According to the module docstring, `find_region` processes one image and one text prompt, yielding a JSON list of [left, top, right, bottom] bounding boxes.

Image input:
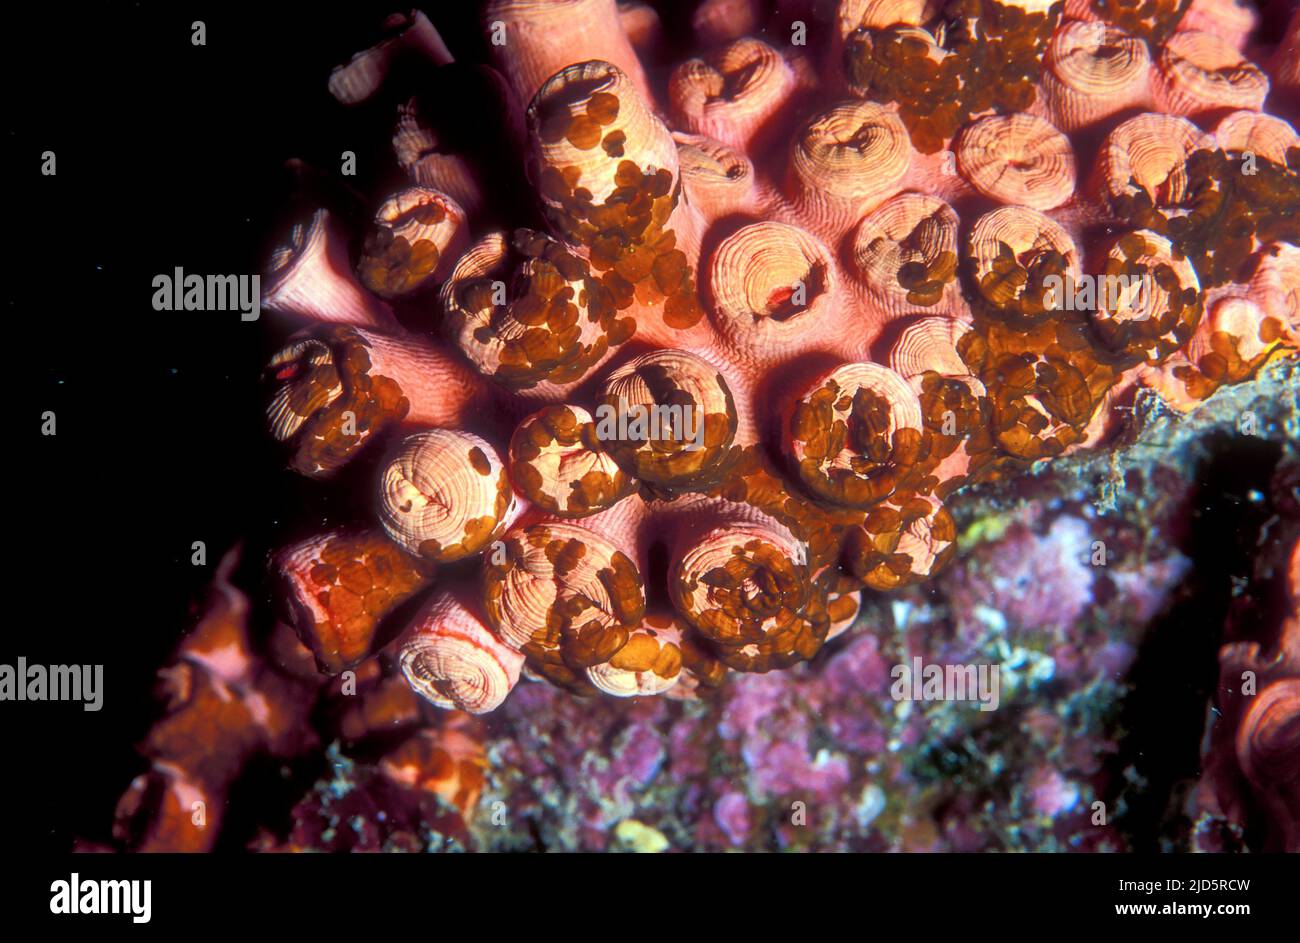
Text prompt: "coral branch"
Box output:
[[274, 529, 434, 673], [263, 325, 493, 477], [399, 588, 525, 714], [263, 209, 397, 330]]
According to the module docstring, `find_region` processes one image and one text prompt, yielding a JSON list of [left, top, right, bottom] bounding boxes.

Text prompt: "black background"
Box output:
[[8, 1, 495, 854]]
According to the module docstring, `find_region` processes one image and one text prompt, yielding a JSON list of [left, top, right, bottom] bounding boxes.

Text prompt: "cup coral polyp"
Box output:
[[260, 0, 1300, 718]]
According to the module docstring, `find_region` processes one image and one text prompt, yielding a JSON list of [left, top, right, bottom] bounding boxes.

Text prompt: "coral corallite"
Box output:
[[256, 0, 1299, 726]]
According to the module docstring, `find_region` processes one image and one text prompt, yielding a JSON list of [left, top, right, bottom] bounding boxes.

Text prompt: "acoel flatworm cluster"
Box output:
[[253, 0, 1298, 716]]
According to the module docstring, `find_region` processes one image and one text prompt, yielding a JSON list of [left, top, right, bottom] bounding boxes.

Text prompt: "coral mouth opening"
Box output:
[[718, 60, 762, 101], [761, 262, 826, 321], [535, 69, 618, 128]]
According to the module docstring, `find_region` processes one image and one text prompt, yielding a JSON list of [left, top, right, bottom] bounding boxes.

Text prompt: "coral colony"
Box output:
[[97, 0, 1299, 852]]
